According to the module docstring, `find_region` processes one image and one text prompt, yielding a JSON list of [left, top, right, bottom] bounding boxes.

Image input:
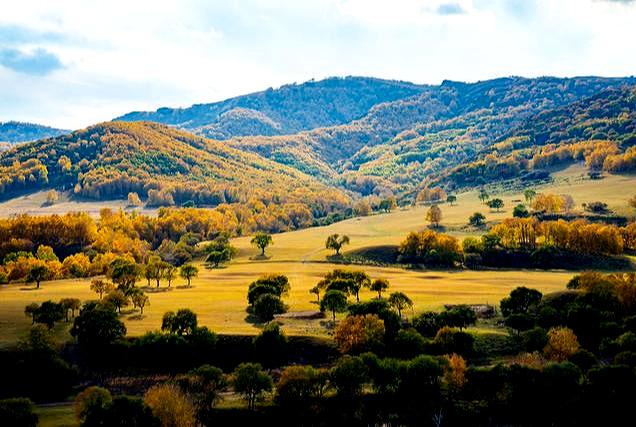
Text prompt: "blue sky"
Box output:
[[0, 0, 635, 129]]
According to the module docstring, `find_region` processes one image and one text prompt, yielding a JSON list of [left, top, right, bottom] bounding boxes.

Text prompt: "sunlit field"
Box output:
[[0, 164, 634, 347]]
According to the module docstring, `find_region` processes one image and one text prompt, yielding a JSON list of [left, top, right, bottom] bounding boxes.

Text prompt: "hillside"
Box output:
[[0, 121, 350, 226], [116, 76, 426, 139], [0, 121, 69, 144], [226, 76, 636, 191]]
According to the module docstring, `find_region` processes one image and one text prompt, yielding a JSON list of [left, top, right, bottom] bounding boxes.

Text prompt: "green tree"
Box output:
[[388, 292, 413, 318], [131, 292, 150, 314], [180, 264, 199, 287], [524, 189, 537, 203], [309, 286, 321, 303], [74, 386, 112, 424], [253, 294, 286, 321], [251, 232, 273, 256], [487, 198, 504, 212], [479, 189, 489, 204], [34, 300, 64, 329], [231, 363, 273, 410], [513, 204, 529, 218], [70, 302, 126, 347], [447, 195, 457, 206], [90, 279, 114, 299], [162, 308, 198, 335], [24, 302, 39, 325], [378, 197, 397, 212], [163, 265, 177, 287], [107, 258, 140, 293], [0, 398, 38, 427], [59, 298, 81, 322], [27, 263, 49, 289], [253, 323, 288, 367], [104, 290, 129, 314], [320, 290, 348, 323], [469, 212, 486, 227], [325, 234, 350, 256], [330, 355, 368, 397], [500, 287, 543, 317], [370, 278, 389, 299]]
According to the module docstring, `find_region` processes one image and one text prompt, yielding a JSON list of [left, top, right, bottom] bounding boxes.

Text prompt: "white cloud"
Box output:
[[0, 0, 634, 129]]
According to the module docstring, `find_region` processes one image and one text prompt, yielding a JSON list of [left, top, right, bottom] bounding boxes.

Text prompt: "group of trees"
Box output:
[[398, 230, 462, 267], [246, 275, 290, 321]]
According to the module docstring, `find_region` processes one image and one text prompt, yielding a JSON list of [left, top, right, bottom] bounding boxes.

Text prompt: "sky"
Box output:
[[0, 0, 635, 129]]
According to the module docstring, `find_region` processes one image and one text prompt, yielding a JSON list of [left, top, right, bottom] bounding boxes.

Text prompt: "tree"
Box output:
[[144, 384, 196, 427], [426, 205, 442, 228], [629, 194, 636, 209], [513, 204, 529, 218], [36, 245, 58, 262], [163, 265, 177, 287], [370, 278, 389, 299], [90, 279, 114, 299], [162, 308, 198, 335], [544, 327, 580, 361], [388, 292, 413, 318], [500, 287, 543, 317], [131, 292, 150, 314], [524, 189, 537, 203], [27, 263, 49, 289], [180, 264, 198, 287], [107, 258, 140, 293], [206, 249, 232, 268], [104, 290, 129, 314], [24, 303, 39, 325], [253, 323, 288, 367], [334, 314, 385, 354], [74, 386, 112, 424], [59, 298, 81, 322], [310, 286, 321, 303], [318, 269, 370, 302], [70, 302, 126, 347], [439, 305, 477, 331], [330, 355, 368, 397], [443, 354, 467, 391], [127, 192, 142, 207], [34, 300, 64, 329], [253, 294, 286, 321], [231, 363, 273, 410], [276, 365, 328, 406], [46, 190, 59, 205], [251, 232, 273, 256], [487, 198, 504, 212], [180, 365, 227, 411], [82, 396, 159, 427], [378, 197, 397, 213], [479, 189, 489, 204], [469, 212, 486, 227], [447, 195, 457, 206], [325, 234, 350, 256], [320, 290, 348, 323]]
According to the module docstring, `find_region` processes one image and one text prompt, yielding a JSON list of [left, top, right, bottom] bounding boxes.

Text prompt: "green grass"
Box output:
[[35, 403, 76, 427], [0, 164, 634, 347]]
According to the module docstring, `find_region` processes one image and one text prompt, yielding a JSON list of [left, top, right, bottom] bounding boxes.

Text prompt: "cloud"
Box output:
[[436, 3, 466, 15], [0, 48, 64, 76]]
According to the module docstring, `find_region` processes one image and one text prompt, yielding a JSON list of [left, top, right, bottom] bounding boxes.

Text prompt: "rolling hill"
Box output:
[[116, 76, 426, 139], [0, 121, 350, 223]]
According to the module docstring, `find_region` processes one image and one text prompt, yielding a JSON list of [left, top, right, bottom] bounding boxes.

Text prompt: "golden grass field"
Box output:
[[0, 164, 634, 347]]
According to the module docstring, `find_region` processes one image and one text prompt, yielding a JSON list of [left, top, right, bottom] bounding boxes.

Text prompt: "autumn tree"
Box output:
[[131, 292, 150, 314], [426, 205, 442, 228], [90, 279, 114, 299], [180, 264, 198, 287], [107, 258, 140, 293], [629, 194, 636, 209], [388, 292, 413, 318], [378, 197, 397, 212], [144, 384, 196, 427], [544, 327, 580, 361], [104, 290, 129, 314], [74, 386, 112, 424], [334, 314, 385, 354], [251, 232, 273, 256], [127, 192, 142, 207], [443, 353, 467, 392], [320, 290, 348, 323], [59, 298, 81, 322], [370, 278, 389, 299], [325, 234, 350, 256], [45, 190, 59, 206]]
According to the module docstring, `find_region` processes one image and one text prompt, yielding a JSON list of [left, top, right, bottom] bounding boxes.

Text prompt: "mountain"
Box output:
[[226, 76, 636, 193], [0, 121, 69, 144], [0, 121, 350, 221], [116, 76, 426, 139]]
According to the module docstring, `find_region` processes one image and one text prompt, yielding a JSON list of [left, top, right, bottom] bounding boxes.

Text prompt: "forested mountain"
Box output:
[[0, 122, 350, 227], [226, 76, 636, 193], [116, 76, 426, 139], [0, 121, 69, 144]]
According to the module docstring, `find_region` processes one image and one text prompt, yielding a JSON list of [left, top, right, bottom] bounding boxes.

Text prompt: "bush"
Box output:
[[393, 328, 427, 359], [433, 327, 474, 356], [253, 323, 288, 367], [0, 398, 38, 427]]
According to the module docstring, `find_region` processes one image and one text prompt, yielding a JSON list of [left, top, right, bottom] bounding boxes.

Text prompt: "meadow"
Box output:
[[0, 164, 634, 347]]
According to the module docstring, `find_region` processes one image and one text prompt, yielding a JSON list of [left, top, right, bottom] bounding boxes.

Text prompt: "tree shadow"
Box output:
[[175, 285, 195, 290], [143, 287, 172, 293], [127, 314, 146, 321], [19, 286, 41, 291], [244, 313, 266, 327], [249, 254, 271, 261], [319, 320, 337, 330]]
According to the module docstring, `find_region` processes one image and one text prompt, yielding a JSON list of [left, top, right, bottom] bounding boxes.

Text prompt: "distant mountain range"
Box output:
[[1, 75, 635, 212], [0, 121, 69, 144]]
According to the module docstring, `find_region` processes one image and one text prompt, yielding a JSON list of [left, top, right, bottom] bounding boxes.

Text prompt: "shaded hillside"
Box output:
[[227, 76, 635, 191], [0, 122, 350, 219], [116, 76, 426, 138], [0, 121, 69, 144]]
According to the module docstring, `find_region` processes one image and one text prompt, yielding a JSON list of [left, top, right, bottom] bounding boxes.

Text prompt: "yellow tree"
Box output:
[[426, 205, 442, 228], [544, 327, 579, 361]]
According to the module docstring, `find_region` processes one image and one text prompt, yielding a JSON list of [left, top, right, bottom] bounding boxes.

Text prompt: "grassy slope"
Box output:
[[0, 165, 634, 346]]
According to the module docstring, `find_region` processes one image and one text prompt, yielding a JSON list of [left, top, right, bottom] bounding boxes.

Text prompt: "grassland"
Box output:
[[0, 164, 634, 347]]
